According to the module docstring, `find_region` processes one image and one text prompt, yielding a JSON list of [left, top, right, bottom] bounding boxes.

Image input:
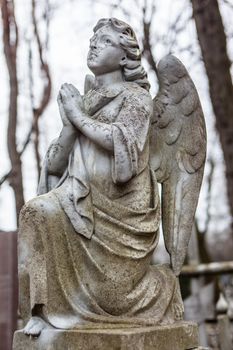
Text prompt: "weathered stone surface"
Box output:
[[217, 315, 232, 350], [13, 322, 199, 350]]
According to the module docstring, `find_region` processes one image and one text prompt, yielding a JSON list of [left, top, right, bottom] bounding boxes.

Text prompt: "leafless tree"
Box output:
[[1, 0, 24, 221], [191, 0, 233, 234], [30, 0, 52, 180], [0, 0, 52, 221]]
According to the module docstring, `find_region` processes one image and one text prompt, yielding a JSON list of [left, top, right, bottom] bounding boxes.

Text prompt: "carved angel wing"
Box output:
[[150, 55, 206, 276]]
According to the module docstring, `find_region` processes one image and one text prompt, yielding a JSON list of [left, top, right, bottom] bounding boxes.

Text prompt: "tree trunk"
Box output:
[[1, 0, 25, 221], [191, 0, 233, 229]]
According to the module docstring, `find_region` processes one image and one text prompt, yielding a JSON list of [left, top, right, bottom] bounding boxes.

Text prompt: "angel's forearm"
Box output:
[[70, 112, 113, 153], [47, 126, 77, 175]]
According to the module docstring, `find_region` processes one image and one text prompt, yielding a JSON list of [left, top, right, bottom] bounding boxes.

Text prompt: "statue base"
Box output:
[[13, 322, 200, 350]]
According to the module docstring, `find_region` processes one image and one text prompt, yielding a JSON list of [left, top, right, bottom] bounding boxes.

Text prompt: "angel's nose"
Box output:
[[90, 38, 97, 50], [90, 43, 97, 50]]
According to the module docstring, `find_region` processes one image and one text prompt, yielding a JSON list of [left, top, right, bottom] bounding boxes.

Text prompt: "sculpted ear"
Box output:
[[120, 56, 127, 67]]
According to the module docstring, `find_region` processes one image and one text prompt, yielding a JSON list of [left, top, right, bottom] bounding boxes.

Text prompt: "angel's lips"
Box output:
[[88, 52, 98, 60]]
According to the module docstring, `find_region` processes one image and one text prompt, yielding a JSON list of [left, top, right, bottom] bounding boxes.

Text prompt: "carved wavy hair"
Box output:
[[93, 18, 150, 91]]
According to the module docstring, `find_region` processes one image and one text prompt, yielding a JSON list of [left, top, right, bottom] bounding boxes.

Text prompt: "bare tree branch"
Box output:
[[167, 4, 191, 53], [1, 0, 25, 220], [222, 0, 233, 11], [204, 156, 215, 234], [0, 126, 34, 188], [31, 0, 52, 182], [0, 171, 12, 187], [142, 0, 158, 77], [0, 0, 52, 217]]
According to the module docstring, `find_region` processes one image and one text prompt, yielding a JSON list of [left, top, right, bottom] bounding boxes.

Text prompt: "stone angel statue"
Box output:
[[17, 18, 206, 338]]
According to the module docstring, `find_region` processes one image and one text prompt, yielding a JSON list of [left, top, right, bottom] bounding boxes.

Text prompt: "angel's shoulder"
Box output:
[[121, 82, 153, 109]]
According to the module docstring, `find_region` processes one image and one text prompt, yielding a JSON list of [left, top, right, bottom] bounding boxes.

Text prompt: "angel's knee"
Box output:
[[20, 194, 58, 225]]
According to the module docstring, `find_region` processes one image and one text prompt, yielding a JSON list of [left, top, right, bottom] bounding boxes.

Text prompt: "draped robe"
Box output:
[[18, 82, 183, 329]]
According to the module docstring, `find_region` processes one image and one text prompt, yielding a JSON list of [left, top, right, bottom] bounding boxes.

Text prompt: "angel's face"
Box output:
[[87, 26, 126, 76]]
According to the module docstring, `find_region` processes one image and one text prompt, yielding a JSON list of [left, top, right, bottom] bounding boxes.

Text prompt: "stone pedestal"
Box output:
[[13, 322, 199, 350]]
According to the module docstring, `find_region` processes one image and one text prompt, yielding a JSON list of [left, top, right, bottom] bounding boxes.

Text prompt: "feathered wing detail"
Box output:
[[150, 55, 206, 276]]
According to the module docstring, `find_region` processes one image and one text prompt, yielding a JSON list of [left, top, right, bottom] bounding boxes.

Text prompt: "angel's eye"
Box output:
[[106, 38, 112, 44]]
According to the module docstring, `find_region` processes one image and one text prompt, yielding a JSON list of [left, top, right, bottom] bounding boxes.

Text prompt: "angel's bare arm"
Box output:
[[46, 126, 77, 176], [69, 112, 113, 153]]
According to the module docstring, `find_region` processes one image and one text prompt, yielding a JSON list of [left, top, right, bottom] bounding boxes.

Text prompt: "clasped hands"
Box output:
[[57, 83, 84, 128]]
